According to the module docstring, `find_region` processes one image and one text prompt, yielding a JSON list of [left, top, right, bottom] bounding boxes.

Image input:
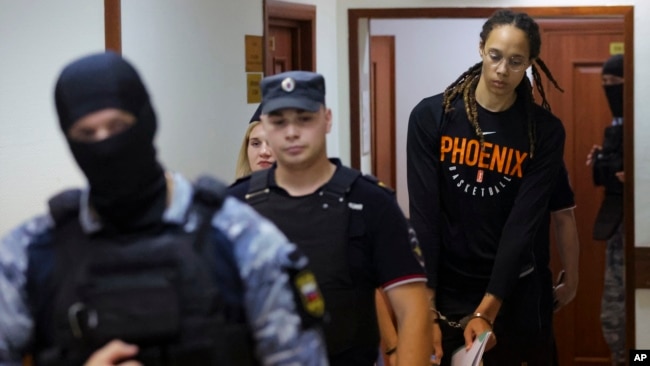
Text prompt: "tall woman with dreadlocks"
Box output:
[[407, 9, 565, 365]]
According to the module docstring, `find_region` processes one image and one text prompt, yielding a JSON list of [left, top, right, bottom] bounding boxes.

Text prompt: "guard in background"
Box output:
[[0, 52, 327, 366], [587, 54, 626, 366], [228, 71, 433, 366]]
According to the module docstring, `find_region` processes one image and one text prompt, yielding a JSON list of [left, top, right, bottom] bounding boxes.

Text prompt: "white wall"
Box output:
[[122, 0, 340, 182], [369, 18, 485, 212], [0, 1, 104, 234], [337, 0, 649, 348], [0, 0, 269, 236], [121, 0, 265, 184]]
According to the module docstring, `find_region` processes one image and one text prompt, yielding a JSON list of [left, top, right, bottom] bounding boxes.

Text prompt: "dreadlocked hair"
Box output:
[[532, 58, 564, 110], [443, 62, 482, 114], [527, 59, 564, 157], [441, 9, 564, 159], [442, 62, 484, 149]]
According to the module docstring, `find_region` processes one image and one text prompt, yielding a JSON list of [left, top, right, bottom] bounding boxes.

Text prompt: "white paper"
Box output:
[[451, 331, 492, 366]]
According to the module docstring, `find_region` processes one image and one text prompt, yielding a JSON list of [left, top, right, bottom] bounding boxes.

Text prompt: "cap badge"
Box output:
[[281, 77, 295, 92]]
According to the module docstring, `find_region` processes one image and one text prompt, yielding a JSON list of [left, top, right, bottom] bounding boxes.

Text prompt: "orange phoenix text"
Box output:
[[440, 136, 528, 178]]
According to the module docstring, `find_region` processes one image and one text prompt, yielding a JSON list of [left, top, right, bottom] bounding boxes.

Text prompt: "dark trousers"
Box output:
[[439, 272, 554, 366], [439, 322, 554, 366]]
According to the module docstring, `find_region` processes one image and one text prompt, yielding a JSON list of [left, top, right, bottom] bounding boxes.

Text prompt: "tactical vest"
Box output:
[[246, 166, 378, 356], [29, 176, 259, 366], [592, 124, 624, 240], [592, 124, 624, 195]]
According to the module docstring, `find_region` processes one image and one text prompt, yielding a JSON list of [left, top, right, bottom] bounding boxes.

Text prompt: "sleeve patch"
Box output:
[[293, 270, 325, 319]]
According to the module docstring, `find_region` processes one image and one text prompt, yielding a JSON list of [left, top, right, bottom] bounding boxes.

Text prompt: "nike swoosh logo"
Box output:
[[483, 131, 497, 135]]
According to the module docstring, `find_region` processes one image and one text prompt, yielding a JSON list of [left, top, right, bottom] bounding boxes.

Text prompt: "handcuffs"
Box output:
[[432, 309, 493, 330]]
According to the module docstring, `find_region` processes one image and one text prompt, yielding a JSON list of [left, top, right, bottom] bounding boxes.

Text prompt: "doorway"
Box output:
[[370, 35, 396, 190], [537, 18, 624, 365], [349, 7, 635, 365], [264, 0, 316, 75]]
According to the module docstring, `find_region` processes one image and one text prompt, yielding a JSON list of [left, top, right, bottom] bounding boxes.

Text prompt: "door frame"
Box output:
[[347, 5, 636, 350], [264, 0, 316, 74]]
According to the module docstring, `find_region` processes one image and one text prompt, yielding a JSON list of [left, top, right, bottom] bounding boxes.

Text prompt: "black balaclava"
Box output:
[[602, 54, 624, 118], [54, 51, 166, 232]]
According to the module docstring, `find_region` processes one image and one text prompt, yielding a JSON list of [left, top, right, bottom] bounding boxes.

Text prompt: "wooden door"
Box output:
[[538, 18, 624, 366], [265, 1, 315, 76], [268, 23, 295, 74], [370, 36, 396, 190]]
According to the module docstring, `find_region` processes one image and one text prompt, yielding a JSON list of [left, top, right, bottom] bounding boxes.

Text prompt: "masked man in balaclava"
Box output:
[[587, 53, 625, 366], [0, 51, 327, 366]]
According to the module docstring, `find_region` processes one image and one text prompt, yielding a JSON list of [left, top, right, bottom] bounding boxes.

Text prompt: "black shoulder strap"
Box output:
[[48, 189, 82, 226], [244, 166, 361, 203], [324, 166, 362, 197], [245, 169, 272, 204], [193, 176, 229, 253], [193, 175, 227, 209]]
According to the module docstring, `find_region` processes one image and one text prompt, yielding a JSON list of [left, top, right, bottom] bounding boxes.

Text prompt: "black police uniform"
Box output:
[[228, 159, 426, 365], [229, 70, 426, 365]]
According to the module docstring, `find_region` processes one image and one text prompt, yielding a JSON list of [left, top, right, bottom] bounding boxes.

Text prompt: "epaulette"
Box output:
[[361, 174, 395, 194], [325, 166, 361, 196], [245, 169, 272, 204], [193, 175, 227, 208], [47, 188, 82, 226]]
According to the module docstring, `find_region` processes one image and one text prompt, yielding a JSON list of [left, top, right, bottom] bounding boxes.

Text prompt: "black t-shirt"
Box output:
[[407, 92, 565, 314], [229, 160, 425, 364]]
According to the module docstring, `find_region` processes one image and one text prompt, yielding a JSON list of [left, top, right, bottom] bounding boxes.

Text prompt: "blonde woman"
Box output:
[[235, 105, 275, 179]]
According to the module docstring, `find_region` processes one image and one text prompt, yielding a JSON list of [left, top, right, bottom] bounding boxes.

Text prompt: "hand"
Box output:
[[553, 283, 577, 312], [463, 317, 496, 352], [553, 270, 577, 312], [615, 171, 625, 183], [84, 340, 141, 366], [430, 323, 443, 365], [586, 144, 602, 166]]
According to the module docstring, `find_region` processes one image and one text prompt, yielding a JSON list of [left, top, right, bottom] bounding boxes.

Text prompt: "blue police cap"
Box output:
[[249, 103, 263, 123], [260, 71, 325, 114]]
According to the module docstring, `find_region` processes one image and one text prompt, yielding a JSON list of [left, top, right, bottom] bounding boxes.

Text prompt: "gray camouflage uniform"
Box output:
[[601, 223, 626, 365], [0, 172, 328, 366]]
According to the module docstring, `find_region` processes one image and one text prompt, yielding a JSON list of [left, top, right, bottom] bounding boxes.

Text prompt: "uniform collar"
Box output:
[[266, 158, 343, 188]]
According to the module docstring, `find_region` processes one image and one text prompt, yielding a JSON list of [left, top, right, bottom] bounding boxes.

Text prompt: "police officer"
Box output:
[[586, 54, 626, 366], [228, 71, 432, 366], [0, 52, 327, 366]]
